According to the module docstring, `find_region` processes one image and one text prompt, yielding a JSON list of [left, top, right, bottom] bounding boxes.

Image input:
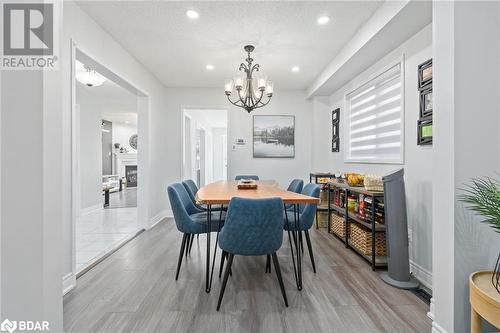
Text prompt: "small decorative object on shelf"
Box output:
[[460, 174, 500, 294], [417, 58, 433, 145], [332, 108, 340, 152]]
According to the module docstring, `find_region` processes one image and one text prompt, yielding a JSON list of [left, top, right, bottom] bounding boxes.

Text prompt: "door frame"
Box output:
[[181, 108, 228, 183], [69, 39, 151, 290]]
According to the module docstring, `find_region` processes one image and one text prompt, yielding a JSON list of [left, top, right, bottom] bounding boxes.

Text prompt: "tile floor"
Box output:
[[76, 207, 143, 273]]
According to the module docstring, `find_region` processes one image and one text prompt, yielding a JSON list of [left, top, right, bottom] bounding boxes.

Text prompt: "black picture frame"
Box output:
[[419, 87, 433, 118], [332, 108, 340, 152], [418, 58, 432, 91], [417, 116, 433, 145]]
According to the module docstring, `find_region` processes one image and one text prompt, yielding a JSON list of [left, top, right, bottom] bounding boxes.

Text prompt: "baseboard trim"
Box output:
[[431, 320, 448, 333], [62, 272, 76, 296], [79, 204, 102, 216], [148, 209, 172, 229], [427, 297, 435, 320], [410, 260, 432, 290]]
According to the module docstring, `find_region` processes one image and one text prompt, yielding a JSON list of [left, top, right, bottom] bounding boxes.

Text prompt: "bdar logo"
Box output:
[[3, 3, 53, 56], [0, 319, 17, 333]]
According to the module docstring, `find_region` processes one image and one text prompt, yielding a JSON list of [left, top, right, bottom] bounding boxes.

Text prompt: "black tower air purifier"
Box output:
[[380, 169, 419, 289]]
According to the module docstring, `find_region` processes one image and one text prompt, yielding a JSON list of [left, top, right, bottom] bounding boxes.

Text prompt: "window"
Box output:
[[345, 61, 404, 164]]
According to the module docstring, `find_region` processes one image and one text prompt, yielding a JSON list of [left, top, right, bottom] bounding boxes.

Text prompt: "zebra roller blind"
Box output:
[[345, 62, 404, 164]]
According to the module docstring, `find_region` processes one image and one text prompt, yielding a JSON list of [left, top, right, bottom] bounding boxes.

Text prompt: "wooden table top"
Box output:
[[196, 180, 320, 205]]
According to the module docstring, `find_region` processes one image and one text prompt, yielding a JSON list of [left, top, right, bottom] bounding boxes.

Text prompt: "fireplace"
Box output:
[[125, 165, 138, 187]]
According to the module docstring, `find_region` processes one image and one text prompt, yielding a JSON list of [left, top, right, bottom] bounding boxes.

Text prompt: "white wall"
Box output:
[[452, 2, 500, 331], [77, 88, 103, 210], [61, 2, 174, 282], [169, 88, 314, 188], [212, 127, 226, 182], [312, 24, 433, 287], [111, 122, 137, 152], [1, 8, 64, 329]]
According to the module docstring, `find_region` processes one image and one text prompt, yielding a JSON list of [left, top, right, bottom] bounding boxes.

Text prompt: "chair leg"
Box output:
[[219, 251, 226, 278], [188, 233, 195, 254], [175, 233, 188, 280], [217, 253, 234, 311], [271, 253, 288, 307], [265, 254, 271, 273], [304, 230, 317, 273], [286, 229, 298, 285], [185, 234, 191, 257], [315, 211, 319, 229]]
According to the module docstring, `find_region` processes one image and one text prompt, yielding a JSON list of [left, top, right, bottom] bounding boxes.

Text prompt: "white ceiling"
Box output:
[[75, 1, 384, 90]]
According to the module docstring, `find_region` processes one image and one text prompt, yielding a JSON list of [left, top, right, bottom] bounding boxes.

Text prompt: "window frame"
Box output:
[[343, 56, 405, 165]]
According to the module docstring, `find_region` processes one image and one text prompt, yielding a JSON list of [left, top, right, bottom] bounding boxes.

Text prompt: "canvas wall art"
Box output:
[[253, 115, 295, 158]]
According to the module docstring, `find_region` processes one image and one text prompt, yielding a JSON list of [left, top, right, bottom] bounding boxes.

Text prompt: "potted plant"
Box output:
[[459, 175, 500, 293]]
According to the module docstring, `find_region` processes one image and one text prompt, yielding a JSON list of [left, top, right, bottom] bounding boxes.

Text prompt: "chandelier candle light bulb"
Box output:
[[224, 45, 273, 113]]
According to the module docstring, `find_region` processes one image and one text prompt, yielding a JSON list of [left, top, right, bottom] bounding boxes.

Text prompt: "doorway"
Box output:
[[182, 109, 228, 186], [71, 44, 150, 278]]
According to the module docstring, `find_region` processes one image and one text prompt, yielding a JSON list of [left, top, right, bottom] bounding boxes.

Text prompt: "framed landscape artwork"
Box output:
[[253, 115, 295, 158]]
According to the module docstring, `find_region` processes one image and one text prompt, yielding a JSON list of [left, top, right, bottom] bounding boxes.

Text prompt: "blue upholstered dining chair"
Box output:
[[234, 175, 259, 181], [287, 179, 304, 193], [182, 179, 225, 213], [285, 179, 304, 211], [167, 183, 224, 280], [216, 197, 288, 311], [284, 183, 321, 273]]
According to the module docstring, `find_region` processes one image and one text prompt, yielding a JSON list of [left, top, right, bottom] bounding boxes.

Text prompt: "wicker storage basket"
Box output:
[[316, 211, 328, 228], [330, 212, 346, 237], [349, 223, 387, 257], [364, 174, 384, 192]]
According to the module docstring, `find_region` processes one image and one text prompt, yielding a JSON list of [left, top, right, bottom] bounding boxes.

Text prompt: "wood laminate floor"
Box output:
[[64, 219, 431, 333]]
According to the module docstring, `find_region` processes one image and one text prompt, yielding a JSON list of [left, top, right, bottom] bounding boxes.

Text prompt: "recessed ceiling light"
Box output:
[[125, 121, 130, 124], [317, 15, 330, 25], [186, 10, 199, 20], [206, 64, 214, 71], [291, 66, 300, 73]]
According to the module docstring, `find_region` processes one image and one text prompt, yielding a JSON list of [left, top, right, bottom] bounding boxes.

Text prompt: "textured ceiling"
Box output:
[[76, 1, 383, 90]]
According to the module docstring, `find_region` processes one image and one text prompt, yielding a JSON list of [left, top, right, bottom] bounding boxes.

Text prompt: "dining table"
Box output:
[[196, 180, 320, 293]]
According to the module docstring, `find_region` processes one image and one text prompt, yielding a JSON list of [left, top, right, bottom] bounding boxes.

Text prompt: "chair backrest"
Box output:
[[219, 197, 284, 256], [235, 175, 259, 181], [299, 183, 321, 229], [167, 183, 202, 233], [182, 179, 199, 203], [287, 179, 304, 194]]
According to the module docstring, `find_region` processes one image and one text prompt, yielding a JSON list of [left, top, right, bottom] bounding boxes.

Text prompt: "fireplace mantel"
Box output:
[[113, 153, 137, 179]]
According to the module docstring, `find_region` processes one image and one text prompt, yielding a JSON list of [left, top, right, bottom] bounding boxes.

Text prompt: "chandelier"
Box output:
[[224, 45, 273, 113]]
